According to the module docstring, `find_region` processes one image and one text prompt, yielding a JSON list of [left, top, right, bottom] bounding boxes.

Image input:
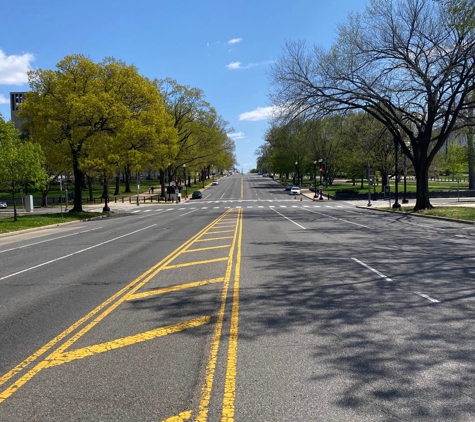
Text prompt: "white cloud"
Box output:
[[226, 61, 242, 70], [229, 132, 245, 140], [239, 106, 275, 121], [0, 94, 9, 104], [239, 105, 287, 121], [225, 60, 273, 70], [228, 38, 243, 44], [0, 50, 34, 85]]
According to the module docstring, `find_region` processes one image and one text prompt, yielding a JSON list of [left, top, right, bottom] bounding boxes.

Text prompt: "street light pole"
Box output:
[[202, 166, 205, 188], [136, 172, 140, 206], [313, 160, 317, 198], [318, 158, 323, 200], [402, 149, 408, 204], [183, 164, 187, 199], [295, 161, 299, 187], [168, 163, 171, 201], [392, 138, 401, 209]]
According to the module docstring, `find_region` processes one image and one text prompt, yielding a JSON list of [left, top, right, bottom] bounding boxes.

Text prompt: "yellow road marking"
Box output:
[[164, 257, 228, 269], [128, 278, 225, 300], [0, 209, 234, 403], [183, 245, 231, 253], [194, 236, 233, 242], [196, 209, 242, 422], [205, 230, 235, 235], [162, 410, 193, 421], [44, 317, 211, 368], [221, 209, 243, 422]]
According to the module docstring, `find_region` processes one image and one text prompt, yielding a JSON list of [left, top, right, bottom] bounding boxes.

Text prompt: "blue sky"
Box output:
[[0, 0, 369, 172]]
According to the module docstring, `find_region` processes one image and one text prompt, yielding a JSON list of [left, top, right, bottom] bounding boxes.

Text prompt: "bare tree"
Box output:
[[269, 0, 475, 210]]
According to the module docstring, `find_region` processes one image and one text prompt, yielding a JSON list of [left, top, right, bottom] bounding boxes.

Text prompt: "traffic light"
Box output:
[[319, 168, 323, 173]]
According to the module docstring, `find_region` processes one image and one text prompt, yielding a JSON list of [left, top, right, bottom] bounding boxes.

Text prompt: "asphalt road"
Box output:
[[1, 173, 475, 421]]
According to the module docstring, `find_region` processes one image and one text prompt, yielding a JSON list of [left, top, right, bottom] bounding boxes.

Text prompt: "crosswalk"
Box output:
[[85, 201, 355, 214]]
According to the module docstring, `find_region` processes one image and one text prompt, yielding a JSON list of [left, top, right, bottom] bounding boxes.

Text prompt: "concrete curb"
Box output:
[[355, 205, 475, 225]]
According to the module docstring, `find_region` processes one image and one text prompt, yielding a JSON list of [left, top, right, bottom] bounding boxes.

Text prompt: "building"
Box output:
[[10, 92, 26, 130]]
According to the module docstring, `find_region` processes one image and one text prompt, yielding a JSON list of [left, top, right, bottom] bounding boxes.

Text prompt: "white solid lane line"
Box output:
[[271, 208, 306, 229], [0, 224, 157, 281], [0, 227, 102, 254], [352, 257, 392, 282]]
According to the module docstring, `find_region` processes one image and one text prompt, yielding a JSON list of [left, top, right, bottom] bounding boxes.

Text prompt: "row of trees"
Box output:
[[8, 54, 236, 212], [267, 0, 475, 210], [256, 111, 470, 188]]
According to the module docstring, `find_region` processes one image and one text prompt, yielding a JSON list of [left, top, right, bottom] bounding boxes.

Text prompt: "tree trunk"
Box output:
[[160, 169, 165, 197], [114, 175, 120, 196], [11, 189, 18, 222], [380, 173, 388, 192], [413, 162, 433, 211], [124, 166, 131, 193], [87, 175, 94, 202], [70, 162, 84, 212], [468, 126, 475, 190]]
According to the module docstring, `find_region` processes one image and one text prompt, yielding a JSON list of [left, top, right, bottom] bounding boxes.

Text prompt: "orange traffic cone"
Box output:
[[300, 195, 302, 201], [294, 194, 296, 200]]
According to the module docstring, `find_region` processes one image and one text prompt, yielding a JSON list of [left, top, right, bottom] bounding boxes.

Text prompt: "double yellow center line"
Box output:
[[0, 208, 243, 422]]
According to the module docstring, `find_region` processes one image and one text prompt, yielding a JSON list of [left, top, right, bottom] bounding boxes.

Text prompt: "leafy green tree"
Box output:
[[19, 55, 177, 212], [157, 78, 235, 192], [0, 116, 48, 221], [441, 142, 468, 180]]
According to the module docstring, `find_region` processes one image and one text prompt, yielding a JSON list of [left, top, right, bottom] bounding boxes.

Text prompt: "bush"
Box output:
[[335, 188, 360, 194]]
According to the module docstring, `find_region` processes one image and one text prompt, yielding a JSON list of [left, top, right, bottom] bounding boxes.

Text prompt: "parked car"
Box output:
[[191, 191, 202, 199], [285, 183, 293, 191], [0, 201, 7, 209], [290, 186, 301, 195], [212, 180, 219, 185]]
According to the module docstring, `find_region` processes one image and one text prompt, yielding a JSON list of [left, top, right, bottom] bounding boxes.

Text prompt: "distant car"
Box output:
[[191, 191, 202, 199], [285, 183, 293, 191], [212, 180, 219, 185], [0, 201, 7, 209], [290, 186, 301, 195]]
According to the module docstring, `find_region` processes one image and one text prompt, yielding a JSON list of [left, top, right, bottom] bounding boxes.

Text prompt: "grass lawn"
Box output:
[[383, 206, 475, 222], [0, 211, 103, 234]]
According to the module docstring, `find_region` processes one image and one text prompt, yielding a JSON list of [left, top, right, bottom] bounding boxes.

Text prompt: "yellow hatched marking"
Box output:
[[128, 278, 225, 300], [0, 209, 234, 403], [164, 257, 228, 269], [196, 209, 241, 422], [195, 236, 233, 242], [184, 245, 231, 253], [44, 317, 211, 368], [213, 224, 236, 228], [161, 410, 193, 421], [221, 210, 243, 422], [205, 230, 235, 235]]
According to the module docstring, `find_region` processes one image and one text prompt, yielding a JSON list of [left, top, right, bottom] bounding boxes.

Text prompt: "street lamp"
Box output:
[[136, 172, 140, 206], [313, 160, 317, 198], [183, 164, 187, 199], [295, 161, 299, 187], [202, 166, 205, 188], [167, 163, 171, 201], [402, 142, 409, 204], [318, 158, 324, 200], [103, 174, 110, 212], [392, 138, 401, 209]]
